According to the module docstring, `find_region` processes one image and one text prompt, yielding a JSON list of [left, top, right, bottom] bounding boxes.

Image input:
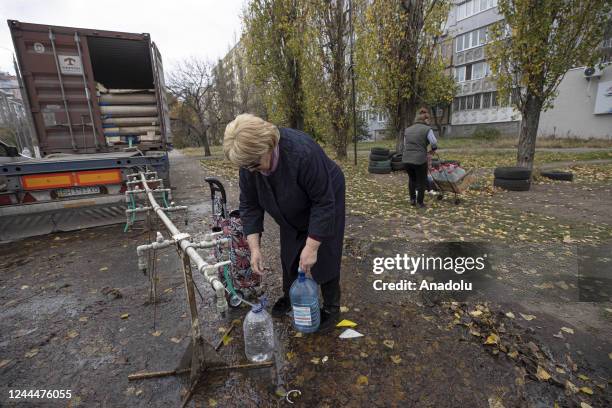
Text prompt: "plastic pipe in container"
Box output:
[[103, 126, 160, 136], [102, 116, 159, 127], [99, 94, 157, 105], [100, 105, 158, 117]]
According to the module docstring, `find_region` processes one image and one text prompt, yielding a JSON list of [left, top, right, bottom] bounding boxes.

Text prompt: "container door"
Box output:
[[150, 42, 171, 147]]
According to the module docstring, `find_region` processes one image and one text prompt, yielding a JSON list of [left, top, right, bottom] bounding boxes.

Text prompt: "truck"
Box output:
[[0, 20, 173, 242]]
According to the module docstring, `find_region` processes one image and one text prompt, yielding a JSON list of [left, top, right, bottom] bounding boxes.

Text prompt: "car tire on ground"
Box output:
[[391, 161, 405, 171], [368, 166, 391, 174], [494, 166, 532, 180], [369, 153, 390, 161], [371, 147, 390, 156], [493, 178, 531, 191], [369, 159, 391, 168], [540, 170, 573, 181], [391, 153, 403, 162]]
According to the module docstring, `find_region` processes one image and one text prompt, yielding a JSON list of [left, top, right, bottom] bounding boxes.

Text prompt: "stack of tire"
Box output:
[[368, 147, 392, 174], [391, 152, 405, 172], [493, 166, 532, 191]]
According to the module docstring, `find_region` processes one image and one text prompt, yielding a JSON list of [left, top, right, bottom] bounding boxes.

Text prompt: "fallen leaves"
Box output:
[[340, 306, 349, 313], [383, 340, 395, 349], [120, 313, 129, 319], [505, 312, 515, 319], [579, 386, 593, 395], [151, 330, 162, 337], [67, 330, 79, 339], [0, 359, 11, 368], [25, 348, 39, 358], [560, 327, 574, 334], [356, 375, 369, 386], [99, 267, 108, 272], [170, 337, 182, 344], [519, 313, 536, 321], [484, 333, 499, 345], [390, 355, 402, 364], [536, 366, 551, 381]]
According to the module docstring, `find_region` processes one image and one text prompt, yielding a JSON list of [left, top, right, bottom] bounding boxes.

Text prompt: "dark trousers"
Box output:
[[405, 162, 428, 204], [283, 266, 341, 313]]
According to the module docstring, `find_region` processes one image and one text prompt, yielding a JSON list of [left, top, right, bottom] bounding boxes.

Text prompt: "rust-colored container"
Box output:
[[8, 20, 171, 155]]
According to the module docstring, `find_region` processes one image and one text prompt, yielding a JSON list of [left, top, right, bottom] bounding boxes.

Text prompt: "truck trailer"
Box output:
[[0, 20, 173, 242]]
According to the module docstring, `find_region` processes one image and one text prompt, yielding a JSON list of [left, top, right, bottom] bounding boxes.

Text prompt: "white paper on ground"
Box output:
[[339, 328, 364, 339]]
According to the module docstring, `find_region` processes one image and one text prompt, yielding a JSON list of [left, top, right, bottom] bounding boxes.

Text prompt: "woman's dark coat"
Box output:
[[238, 128, 345, 293]]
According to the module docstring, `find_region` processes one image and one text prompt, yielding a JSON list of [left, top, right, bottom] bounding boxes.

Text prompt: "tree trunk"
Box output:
[[517, 95, 542, 169], [396, 98, 417, 153], [201, 130, 211, 156]]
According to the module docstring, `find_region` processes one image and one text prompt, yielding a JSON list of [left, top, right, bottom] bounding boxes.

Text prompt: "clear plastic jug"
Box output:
[[243, 300, 275, 362], [289, 268, 320, 333]]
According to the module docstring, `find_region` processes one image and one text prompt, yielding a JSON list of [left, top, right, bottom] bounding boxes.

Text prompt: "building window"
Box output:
[[491, 91, 498, 107], [460, 96, 467, 110], [472, 62, 485, 79], [466, 95, 474, 109], [455, 66, 466, 82], [465, 64, 473, 81], [377, 112, 387, 122], [453, 98, 460, 112], [457, 0, 496, 21], [369, 111, 376, 121], [473, 93, 482, 109]]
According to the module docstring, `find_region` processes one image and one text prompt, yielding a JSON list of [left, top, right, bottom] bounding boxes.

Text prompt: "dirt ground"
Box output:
[[1, 150, 610, 408]]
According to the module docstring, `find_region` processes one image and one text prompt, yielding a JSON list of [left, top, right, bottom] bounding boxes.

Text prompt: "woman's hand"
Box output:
[[299, 238, 321, 273], [250, 248, 264, 275]]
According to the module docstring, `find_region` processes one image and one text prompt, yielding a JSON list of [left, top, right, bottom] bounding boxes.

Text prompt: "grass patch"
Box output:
[[199, 154, 612, 245]]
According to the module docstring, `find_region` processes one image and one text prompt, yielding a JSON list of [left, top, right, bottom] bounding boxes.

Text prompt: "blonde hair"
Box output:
[[223, 114, 280, 166], [414, 107, 430, 123]]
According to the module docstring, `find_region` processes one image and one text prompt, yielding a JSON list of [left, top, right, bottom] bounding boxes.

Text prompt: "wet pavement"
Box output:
[[0, 150, 610, 407]]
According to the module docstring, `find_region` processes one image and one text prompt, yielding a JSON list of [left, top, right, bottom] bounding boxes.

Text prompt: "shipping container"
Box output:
[[1, 20, 173, 242], [8, 19, 172, 156]]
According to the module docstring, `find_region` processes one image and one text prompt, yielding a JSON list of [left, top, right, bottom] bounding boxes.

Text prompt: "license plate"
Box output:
[[56, 186, 101, 198]]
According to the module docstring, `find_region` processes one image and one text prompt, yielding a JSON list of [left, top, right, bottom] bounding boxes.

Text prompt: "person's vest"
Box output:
[[402, 122, 431, 165]]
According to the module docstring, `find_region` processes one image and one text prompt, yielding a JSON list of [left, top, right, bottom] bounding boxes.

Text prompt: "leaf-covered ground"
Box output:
[[200, 151, 612, 245]]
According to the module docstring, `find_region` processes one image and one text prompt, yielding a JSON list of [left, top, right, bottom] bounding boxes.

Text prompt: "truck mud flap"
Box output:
[[0, 201, 141, 243]]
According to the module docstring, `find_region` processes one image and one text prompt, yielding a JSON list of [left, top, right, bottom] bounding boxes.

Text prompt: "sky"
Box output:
[[0, 0, 246, 75]]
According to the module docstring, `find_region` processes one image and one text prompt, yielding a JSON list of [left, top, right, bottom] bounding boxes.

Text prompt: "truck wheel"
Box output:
[[369, 153, 390, 161]]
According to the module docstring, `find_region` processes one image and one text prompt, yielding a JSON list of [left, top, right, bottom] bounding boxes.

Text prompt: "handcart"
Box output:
[[204, 177, 262, 307], [428, 153, 475, 205]]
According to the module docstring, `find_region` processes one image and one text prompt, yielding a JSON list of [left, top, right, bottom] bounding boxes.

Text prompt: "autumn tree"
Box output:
[[242, 0, 306, 129], [487, 0, 611, 169], [302, 0, 351, 158], [167, 58, 216, 155], [356, 0, 455, 152]]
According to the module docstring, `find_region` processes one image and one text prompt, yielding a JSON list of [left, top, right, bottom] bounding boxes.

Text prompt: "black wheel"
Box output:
[[494, 166, 532, 180], [369, 159, 391, 168], [371, 147, 390, 156], [368, 166, 391, 174], [540, 170, 573, 181], [369, 152, 390, 161], [391, 153, 403, 162], [493, 178, 531, 191], [228, 290, 244, 308], [391, 162, 406, 171]]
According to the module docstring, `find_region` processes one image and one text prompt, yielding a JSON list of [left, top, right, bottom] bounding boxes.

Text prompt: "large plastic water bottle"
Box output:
[[243, 300, 275, 362], [289, 268, 320, 333]]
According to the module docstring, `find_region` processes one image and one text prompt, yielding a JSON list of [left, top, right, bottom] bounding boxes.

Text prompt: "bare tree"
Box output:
[[167, 58, 216, 156]]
